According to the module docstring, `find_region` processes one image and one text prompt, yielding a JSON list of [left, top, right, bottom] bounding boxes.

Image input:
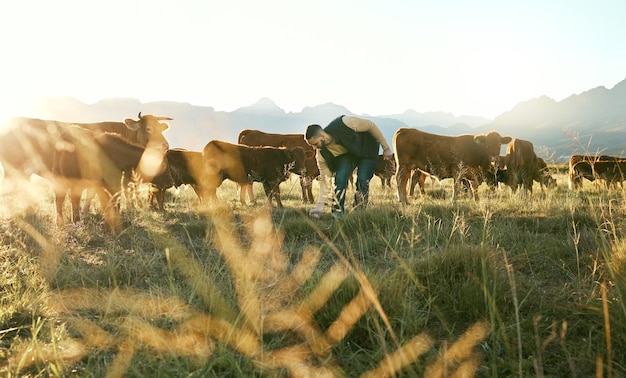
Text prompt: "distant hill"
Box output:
[[478, 78, 626, 160], [5, 77, 626, 162], [13, 97, 478, 153]]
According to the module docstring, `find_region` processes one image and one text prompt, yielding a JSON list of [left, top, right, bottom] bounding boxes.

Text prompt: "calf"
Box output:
[[237, 129, 318, 203], [374, 154, 396, 188], [502, 138, 556, 193], [201, 140, 306, 208], [149, 148, 204, 210]]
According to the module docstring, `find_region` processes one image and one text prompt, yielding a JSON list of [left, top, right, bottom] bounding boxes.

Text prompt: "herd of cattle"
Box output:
[[0, 114, 624, 232]]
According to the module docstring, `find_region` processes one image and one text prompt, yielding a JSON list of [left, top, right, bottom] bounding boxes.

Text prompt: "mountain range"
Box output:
[[11, 77, 626, 162]]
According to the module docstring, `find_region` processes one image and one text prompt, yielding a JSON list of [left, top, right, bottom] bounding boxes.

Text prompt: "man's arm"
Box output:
[[309, 150, 332, 217], [343, 116, 393, 159]]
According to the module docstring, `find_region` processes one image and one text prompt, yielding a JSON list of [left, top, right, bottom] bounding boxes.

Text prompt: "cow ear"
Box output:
[[474, 135, 486, 144], [124, 118, 140, 131], [305, 150, 315, 159], [501, 136, 512, 144]]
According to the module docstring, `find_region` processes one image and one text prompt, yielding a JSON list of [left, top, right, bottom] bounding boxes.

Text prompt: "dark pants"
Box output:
[[332, 154, 378, 215]]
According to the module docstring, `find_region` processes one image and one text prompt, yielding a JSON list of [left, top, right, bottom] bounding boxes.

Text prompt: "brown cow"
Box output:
[[374, 154, 396, 188], [0, 114, 172, 219], [535, 157, 556, 190], [149, 148, 204, 210], [568, 154, 626, 189], [54, 128, 168, 232], [501, 138, 556, 193], [74, 113, 172, 215], [0, 114, 171, 225], [393, 128, 511, 204], [201, 140, 306, 208], [237, 129, 318, 203]]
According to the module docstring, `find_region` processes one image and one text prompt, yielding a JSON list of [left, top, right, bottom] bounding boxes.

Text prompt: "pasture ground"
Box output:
[[1, 171, 625, 377]]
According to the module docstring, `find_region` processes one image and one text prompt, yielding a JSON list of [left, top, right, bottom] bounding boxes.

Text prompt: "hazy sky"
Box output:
[[1, 0, 624, 122]]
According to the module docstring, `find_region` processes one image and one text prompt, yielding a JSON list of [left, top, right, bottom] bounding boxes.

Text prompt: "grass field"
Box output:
[[1, 172, 625, 377]]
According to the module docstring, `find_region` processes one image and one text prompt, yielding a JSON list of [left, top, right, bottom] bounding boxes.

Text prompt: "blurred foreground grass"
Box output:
[[1, 175, 625, 377]]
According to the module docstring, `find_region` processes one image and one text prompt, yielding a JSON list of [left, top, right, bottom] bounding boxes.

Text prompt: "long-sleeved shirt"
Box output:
[[313, 116, 391, 211]]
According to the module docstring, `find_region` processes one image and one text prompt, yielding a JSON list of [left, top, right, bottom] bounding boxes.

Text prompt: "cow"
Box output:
[[201, 140, 306, 208], [407, 170, 444, 197], [374, 154, 396, 188], [500, 138, 556, 193], [0, 114, 171, 224], [72, 113, 172, 215], [237, 129, 318, 203], [393, 128, 511, 204], [148, 148, 204, 211], [54, 128, 168, 232], [568, 154, 626, 189], [535, 157, 557, 190]]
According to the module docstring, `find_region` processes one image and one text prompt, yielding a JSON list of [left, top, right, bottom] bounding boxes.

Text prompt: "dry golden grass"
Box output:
[[1, 171, 624, 376]]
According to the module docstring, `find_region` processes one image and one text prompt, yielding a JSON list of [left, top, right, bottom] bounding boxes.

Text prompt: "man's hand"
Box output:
[[383, 148, 394, 160], [309, 205, 324, 218]]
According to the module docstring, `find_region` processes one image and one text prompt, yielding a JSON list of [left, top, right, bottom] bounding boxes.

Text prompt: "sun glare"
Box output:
[[0, 94, 36, 130]]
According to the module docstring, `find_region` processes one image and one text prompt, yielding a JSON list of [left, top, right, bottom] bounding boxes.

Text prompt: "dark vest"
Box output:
[[320, 116, 380, 172]]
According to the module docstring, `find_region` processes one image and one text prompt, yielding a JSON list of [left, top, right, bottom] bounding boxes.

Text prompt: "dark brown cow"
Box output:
[[393, 128, 511, 204], [501, 138, 556, 193], [54, 128, 168, 232], [535, 157, 556, 190], [568, 154, 626, 189], [237, 129, 318, 203], [149, 148, 204, 210], [374, 154, 396, 188], [201, 140, 306, 208]]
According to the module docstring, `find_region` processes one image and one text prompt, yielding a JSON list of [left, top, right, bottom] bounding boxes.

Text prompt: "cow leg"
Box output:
[[148, 186, 166, 211], [305, 176, 315, 203], [97, 187, 120, 233], [262, 182, 282, 208], [190, 184, 203, 203], [147, 186, 157, 209], [468, 179, 480, 201], [396, 165, 412, 205], [69, 185, 83, 223], [82, 187, 97, 219], [54, 185, 68, 226], [52, 176, 80, 226], [298, 176, 307, 202], [246, 184, 255, 205], [238, 183, 254, 205], [237, 184, 245, 204], [409, 170, 427, 197], [156, 188, 166, 211], [299, 176, 315, 203]]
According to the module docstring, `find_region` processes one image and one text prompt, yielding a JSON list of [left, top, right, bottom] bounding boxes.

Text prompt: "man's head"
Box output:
[[305, 124, 330, 149]]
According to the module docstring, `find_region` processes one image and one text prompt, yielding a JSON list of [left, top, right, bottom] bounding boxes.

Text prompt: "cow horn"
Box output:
[[138, 112, 143, 119]]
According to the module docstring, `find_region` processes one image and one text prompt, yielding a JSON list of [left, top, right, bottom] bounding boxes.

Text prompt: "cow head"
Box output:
[[474, 131, 512, 161], [303, 149, 319, 177], [286, 147, 307, 175], [123, 112, 172, 152]]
